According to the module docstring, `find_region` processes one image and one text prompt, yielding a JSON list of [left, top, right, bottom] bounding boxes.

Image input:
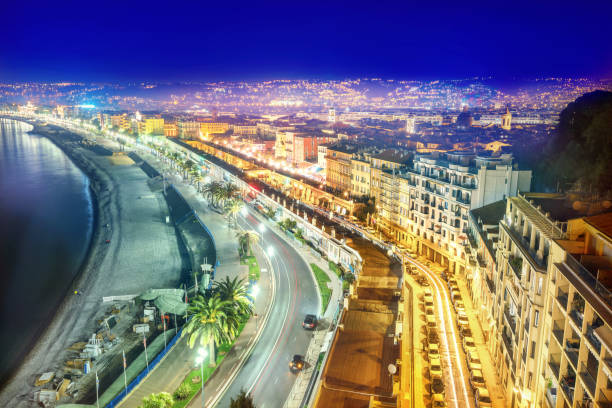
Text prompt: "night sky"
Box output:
[[1, 0, 611, 81]]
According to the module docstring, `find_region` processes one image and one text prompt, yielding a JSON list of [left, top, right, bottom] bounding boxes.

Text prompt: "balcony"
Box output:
[[485, 274, 496, 294], [560, 376, 576, 403], [502, 328, 514, 359], [598, 391, 612, 408], [557, 289, 569, 310], [565, 339, 580, 368], [548, 354, 561, 378], [580, 363, 597, 397], [546, 387, 557, 408], [504, 307, 518, 334], [586, 325, 602, 353], [509, 255, 523, 280], [570, 309, 585, 330], [552, 321, 564, 345]]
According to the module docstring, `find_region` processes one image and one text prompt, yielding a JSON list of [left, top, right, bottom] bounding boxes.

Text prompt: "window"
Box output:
[[534, 310, 539, 327], [530, 341, 536, 358], [537, 277, 543, 295]]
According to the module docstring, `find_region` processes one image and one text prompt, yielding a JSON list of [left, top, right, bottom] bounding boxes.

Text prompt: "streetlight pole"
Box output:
[[195, 347, 208, 408]]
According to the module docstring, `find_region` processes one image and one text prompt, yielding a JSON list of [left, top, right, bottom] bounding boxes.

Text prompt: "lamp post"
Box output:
[[195, 347, 208, 408]]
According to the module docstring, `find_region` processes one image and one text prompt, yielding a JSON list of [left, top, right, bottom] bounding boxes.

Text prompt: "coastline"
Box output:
[[0, 117, 184, 407], [0, 117, 110, 396]]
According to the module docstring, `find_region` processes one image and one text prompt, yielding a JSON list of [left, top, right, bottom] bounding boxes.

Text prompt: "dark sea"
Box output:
[[0, 118, 94, 384]]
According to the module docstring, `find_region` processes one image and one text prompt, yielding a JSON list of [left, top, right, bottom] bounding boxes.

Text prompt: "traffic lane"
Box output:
[[213, 212, 317, 407], [242, 212, 319, 406], [407, 257, 472, 408]]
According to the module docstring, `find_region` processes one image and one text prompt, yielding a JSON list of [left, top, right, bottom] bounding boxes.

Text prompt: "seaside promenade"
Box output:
[[0, 120, 184, 408]]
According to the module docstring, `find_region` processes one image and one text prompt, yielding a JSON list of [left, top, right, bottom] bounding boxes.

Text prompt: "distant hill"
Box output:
[[542, 90, 612, 195]]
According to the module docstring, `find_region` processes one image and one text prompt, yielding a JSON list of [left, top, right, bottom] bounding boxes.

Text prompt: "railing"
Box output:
[[509, 255, 523, 280], [598, 389, 612, 408], [560, 376, 575, 402], [502, 328, 514, 359], [570, 309, 584, 329], [504, 308, 518, 334], [580, 363, 597, 397], [565, 254, 612, 315], [557, 289, 569, 310], [485, 274, 496, 294], [552, 321, 565, 345], [548, 355, 561, 378], [565, 342, 579, 368], [586, 325, 602, 353]]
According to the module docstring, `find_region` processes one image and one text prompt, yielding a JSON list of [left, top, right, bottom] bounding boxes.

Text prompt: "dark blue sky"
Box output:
[[1, 0, 611, 81]]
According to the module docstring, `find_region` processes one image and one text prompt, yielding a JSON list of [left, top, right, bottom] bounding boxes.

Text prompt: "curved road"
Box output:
[[212, 208, 320, 408]]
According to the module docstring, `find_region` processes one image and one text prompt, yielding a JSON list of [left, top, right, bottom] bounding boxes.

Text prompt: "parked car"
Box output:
[[469, 369, 486, 389], [432, 393, 446, 407], [460, 326, 473, 339], [467, 350, 482, 372], [428, 330, 440, 345], [426, 315, 437, 330], [428, 343, 440, 360], [430, 358, 443, 379], [424, 288, 433, 297], [302, 314, 317, 330], [448, 278, 458, 287], [430, 377, 445, 396], [463, 337, 477, 354], [474, 387, 492, 407], [454, 301, 465, 314], [425, 298, 435, 309], [451, 292, 462, 304], [457, 311, 469, 327]]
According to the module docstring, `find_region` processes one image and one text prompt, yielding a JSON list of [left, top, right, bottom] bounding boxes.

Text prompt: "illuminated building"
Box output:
[[164, 122, 179, 137], [351, 154, 372, 197], [406, 116, 416, 134], [502, 108, 512, 130], [326, 145, 357, 193], [144, 117, 165, 135], [178, 120, 200, 139], [200, 121, 230, 137]]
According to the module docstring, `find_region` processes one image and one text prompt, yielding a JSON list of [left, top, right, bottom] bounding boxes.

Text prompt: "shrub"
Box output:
[[173, 383, 191, 400]]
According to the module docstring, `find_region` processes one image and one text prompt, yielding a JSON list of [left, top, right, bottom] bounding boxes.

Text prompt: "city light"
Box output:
[[267, 246, 274, 257]]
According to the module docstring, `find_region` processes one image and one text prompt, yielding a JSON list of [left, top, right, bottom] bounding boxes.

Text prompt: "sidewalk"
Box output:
[[455, 278, 506, 407]]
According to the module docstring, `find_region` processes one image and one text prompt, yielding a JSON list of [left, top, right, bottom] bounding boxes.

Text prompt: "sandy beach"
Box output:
[[0, 119, 184, 407]]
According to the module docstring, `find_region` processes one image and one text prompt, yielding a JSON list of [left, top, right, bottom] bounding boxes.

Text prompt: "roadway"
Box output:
[[211, 209, 320, 408]]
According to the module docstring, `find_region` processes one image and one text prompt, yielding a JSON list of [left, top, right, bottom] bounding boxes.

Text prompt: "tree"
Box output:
[[353, 196, 376, 223], [230, 389, 256, 408], [225, 199, 244, 227], [140, 392, 174, 408], [183, 294, 234, 366], [203, 181, 223, 206], [543, 90, 612, 195], [214, 276, 253, 320], [236, 230, 260, 257]]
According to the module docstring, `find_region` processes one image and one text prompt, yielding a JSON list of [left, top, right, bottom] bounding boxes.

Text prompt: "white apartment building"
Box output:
[[392, 151, 531, 274]]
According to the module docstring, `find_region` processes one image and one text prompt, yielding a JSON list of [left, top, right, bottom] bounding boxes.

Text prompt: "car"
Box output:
[[432, 393, 447, 407], [467, 350, 483, 372], [428, 343, 440, 360], [460, 327, 473, 338], [474, 387, 492, 407], [302, 314, 317, 330], [448, 278, 458, 287], [289, 355, 305, 372], [425, 298, 435, 309], [421, 279, 430, 287], [424, 288, 433, 297], [469, 369, 486, 389], [451, 292, 462, 304], [454, 301, 465, 314], [463, 337, 477, 354], [424, 292, 434, 302], [426, 315, 437, 329], [426, 306, 435, 316], [428, 330, 440, 345], [430, 377, 445, 395], [457, 311, 469, 326], [430, 357, 443, 379]]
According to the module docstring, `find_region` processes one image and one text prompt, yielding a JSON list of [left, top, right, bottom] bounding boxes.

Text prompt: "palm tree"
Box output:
[[140, 392, 174, 408], [236, 230, 260, 257], [230, 389, 256, 408], [214, 276, 253, 320], [202, 181, 222, 206], [218, 182, 241, 206], [225, 199, 244, 227], [183, 294, 233, 366]]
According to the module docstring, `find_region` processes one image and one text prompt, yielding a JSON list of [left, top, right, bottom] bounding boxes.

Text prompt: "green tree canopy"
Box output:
[[543, 90, 612, 195], [139, 392, 174, 408], [230, 389, 256, 408]]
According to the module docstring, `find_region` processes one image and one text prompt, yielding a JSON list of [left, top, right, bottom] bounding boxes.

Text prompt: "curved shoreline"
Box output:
[[0, 117, 112, 400]]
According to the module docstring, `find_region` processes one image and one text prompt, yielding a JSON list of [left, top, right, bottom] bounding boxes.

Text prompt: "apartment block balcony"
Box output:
[[557, 289, 569, 310], [552, 321, 564, 346], [549, 353, 561, 378], [504, 308, 518, 334], [485, 274, 496, 294], [570, 308, 585, 330], [560, 376, 576, 403], [502, 327, 514, 358], [598, 391, 612, 408], [580, 363, 597, 397], [509, 255, 523, 280], [565, 339, 580, 368], [586, 325, 602, 353]]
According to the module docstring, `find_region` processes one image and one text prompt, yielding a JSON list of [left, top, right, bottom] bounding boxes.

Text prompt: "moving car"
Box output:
[[474, 387, 492, 407], [469, 369, 486, 389], [289, 355, 305, 372], [302, 314, 317, 330]]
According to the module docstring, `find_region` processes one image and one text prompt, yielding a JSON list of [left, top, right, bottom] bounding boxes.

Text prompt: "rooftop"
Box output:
[[523, 192, 612, 223], [471, 200, 506, 226]]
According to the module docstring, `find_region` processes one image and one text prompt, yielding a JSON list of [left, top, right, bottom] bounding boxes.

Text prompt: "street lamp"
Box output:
[[195, 347, 208, 408]]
